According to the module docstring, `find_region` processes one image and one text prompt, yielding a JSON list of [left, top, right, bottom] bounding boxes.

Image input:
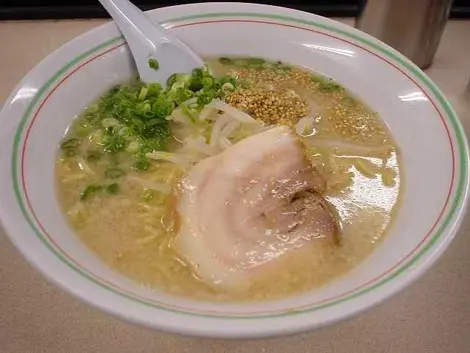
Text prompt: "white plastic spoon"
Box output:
[[98, 0, 205, 85]]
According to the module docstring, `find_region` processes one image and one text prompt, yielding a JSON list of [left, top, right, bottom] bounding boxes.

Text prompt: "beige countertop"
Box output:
[[1, 18, 470, 353]]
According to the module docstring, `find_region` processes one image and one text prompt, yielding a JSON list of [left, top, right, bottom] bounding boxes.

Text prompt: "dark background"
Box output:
[[1, 0, 470, 20]]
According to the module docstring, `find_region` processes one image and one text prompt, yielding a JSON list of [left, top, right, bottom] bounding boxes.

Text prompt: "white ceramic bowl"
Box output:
[[0, 2, 469, 339]]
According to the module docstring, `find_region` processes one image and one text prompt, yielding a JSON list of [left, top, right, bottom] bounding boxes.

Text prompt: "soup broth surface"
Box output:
[[56, 58, 401, 301]]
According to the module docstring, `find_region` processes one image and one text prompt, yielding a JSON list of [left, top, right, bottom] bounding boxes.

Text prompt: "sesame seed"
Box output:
[[224, 66, 389, 144]]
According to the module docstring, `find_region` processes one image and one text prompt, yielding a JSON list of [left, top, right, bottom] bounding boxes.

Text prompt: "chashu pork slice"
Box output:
[[175, 126, 338, 290]]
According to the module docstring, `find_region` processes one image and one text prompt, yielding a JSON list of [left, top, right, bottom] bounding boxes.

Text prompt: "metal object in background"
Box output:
[[355, 0, 453, 69]]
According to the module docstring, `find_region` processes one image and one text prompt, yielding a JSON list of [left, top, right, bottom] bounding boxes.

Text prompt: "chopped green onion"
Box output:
[[143, 110, 156, 118], [105, 168, 126, 179], [102, 134, 126, 153], [219, 57, 233, 65], [169, 87, 194, 105], [311, 75, 343, 93], [80, 184, 103, 201], [118, 127, 133, 137], [126, 140, 141, 153], [65, 61, 244, 199], [148, 58, 159, 70], [101, 117, 120, 129], [196, 89, 216, 107], [60, 138, 80, 150], [202, 77, 214, 89], [245, 57, 265, 66], [64, 149, 77, 157], [130, 119, 145, 133], [227, 57, 266, 68], [134, 155, 150, 171], [166, 73, 179, 87], [60, 138, 81, 157], [152, 98, 173, 118], [221, 82, 234, 93], [81, 183, 119, 200], [86, 150, 102, 162], [146, 83, 162, 96], [106, 183, 119, 194], [139, 136, 164, 153], [146, 118, 163, 127], [138, 86, 148, 101], [319, 81, 342, 93], [109, 85, 120, 94], [142, 102, 152, 112], [74, 119, 94, 137]]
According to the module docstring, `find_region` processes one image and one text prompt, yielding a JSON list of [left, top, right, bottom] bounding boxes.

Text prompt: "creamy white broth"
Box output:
[[56, 58, 401, 301]]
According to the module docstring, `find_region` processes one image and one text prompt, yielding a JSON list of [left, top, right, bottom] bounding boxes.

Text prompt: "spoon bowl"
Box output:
[[98, 0, 204, 84]]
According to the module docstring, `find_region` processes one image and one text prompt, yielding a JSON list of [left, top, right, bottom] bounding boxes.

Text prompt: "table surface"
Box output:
[[1, 18, 470, 353]]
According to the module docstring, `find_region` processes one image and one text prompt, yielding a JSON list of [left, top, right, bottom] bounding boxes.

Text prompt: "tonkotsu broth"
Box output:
[[55, 57, 401, 301]]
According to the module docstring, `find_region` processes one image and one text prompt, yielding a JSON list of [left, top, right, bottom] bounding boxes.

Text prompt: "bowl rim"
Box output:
[[1, 2, 469, 338]]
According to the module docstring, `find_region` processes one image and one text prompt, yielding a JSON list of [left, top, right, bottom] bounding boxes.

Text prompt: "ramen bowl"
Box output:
[[0, 2, 468, 339]]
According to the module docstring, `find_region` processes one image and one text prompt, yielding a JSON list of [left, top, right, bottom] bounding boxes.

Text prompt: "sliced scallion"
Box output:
[[148, 58, 159, 70], [105, 168, 126, 179]]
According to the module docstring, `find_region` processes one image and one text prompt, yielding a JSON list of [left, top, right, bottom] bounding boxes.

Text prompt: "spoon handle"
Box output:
[[98, 0, 204, 84], [99, 0, 166, 49]]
